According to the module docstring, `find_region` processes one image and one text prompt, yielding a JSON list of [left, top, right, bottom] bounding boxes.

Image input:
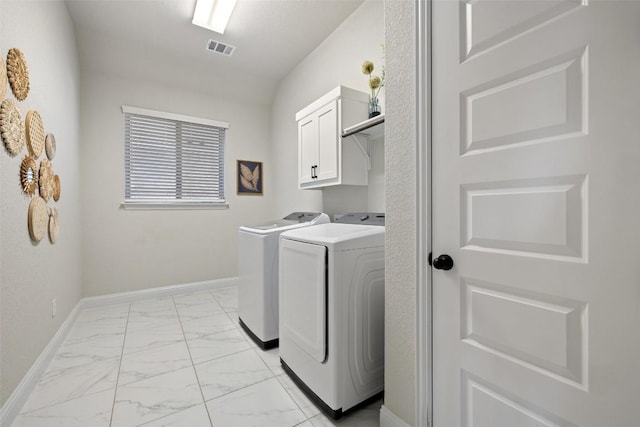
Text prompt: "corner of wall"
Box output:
[[384, 0, 418, 425]]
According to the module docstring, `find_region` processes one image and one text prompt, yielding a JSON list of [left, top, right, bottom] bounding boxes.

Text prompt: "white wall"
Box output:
[[0, 0, 82, 405], [384, 1, 417, 424], [270, 0, 385, 220], [0, 0, 402, 414], [79, 70, 274, 297]]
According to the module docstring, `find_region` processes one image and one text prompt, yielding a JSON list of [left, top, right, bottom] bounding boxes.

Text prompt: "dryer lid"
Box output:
[[280, 223, 385, 251]]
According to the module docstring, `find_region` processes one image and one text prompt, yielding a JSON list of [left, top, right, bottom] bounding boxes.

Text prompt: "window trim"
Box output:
[[121, 105, 229, 210], [120, 201, 229, 210], [121, 105, 229, 130]]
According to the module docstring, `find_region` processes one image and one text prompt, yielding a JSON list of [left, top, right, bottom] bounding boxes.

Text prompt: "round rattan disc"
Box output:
[[0, 98, 25, 156], [39, 159, 54, 201], [49, 206, 59, 244], [26, 110, 45, 158], [53, 175, 61, 202], [6, 48, 30, 101], [28, 196, 48, 242], [20, 155, 39, 195], [0, 56, 7, 100], [45, 133, 56, 160]]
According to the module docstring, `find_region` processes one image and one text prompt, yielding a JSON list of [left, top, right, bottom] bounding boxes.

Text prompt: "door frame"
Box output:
[[415, 0, 431, 426]]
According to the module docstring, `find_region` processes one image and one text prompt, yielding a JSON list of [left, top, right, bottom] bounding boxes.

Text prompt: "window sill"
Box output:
[[120, 201, 229, 210]]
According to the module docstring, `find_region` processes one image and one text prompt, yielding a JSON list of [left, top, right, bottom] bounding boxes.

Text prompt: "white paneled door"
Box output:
[[431, 1, 640, 426]]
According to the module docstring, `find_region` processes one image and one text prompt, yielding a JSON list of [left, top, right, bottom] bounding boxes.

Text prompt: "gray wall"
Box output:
[[384, 1, 417, 424], [79, 70, 274, 297], [0, 0, 82, 405], [270, 0, 385, 220]]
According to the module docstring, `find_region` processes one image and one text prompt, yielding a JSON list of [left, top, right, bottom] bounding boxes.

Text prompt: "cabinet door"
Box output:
[[298, 114, 317, 185], [316, 100, 339, 182]]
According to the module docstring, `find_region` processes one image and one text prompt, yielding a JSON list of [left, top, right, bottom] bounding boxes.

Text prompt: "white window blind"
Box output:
[[123, 106, 228, 208]]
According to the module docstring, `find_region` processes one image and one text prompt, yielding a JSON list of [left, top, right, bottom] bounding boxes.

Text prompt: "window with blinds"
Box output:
[[123, 106, 228, 208]]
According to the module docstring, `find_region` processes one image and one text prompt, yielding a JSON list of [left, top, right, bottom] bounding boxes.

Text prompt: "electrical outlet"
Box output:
[[52, 298, 56, 318]]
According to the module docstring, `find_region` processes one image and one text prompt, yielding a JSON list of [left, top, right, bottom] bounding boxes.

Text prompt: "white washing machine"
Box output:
[[278, 213, 385, 418], [237, 212, 329, 349]]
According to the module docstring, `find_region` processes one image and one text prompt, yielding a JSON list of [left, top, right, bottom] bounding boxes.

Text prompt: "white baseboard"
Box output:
[[0, 302, 82, 427], [380, 405, 413, 427], [81, 277, 238, 310], [0, 277, 238, 427]]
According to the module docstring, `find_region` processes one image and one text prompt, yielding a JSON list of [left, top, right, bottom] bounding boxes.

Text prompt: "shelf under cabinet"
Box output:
[[342, 114, 385, 139]]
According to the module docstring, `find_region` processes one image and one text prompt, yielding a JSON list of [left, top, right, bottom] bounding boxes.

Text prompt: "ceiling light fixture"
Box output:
[[192, 0, 238, 34]]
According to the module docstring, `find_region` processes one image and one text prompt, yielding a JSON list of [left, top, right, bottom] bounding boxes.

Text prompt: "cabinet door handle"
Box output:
[[311, 165, 316, 179]]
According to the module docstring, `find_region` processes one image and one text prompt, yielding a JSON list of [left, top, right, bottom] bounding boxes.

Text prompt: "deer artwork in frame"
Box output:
[[237, 160, 263, 195]]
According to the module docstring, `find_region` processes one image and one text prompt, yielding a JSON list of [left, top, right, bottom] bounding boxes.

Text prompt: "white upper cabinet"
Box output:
[[296, 86, 369, 189]]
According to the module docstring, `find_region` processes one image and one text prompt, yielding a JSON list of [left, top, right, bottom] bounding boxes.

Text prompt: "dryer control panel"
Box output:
[[334, 212, 385, 226], [283, 212, 326, 223]]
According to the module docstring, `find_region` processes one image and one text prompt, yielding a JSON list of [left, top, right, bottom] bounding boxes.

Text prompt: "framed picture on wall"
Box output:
[[237, 160, 263, 195]]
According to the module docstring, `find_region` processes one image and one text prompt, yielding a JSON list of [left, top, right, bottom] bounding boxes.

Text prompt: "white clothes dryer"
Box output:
[[237, 212, 330, 349], [278, 213, 385, 418]]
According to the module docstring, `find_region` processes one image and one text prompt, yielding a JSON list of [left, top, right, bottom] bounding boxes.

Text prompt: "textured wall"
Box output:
[[0, 0, 82, 404], [79, 71, 274, 297], [270, 0, 385, 220], [384, 0, 417, 424]]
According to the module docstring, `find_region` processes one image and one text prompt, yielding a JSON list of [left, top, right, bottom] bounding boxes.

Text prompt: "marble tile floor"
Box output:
[[11, 286, 381, 427]]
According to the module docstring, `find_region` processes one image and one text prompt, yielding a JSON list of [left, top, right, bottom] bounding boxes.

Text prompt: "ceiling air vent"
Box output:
[[206, 39, 236, 56]]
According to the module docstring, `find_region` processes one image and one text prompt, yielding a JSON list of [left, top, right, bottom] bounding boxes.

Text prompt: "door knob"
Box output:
[[432, 254, 454, 271]]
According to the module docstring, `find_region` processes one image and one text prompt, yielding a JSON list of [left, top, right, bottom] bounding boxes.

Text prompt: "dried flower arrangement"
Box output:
[[361, 60, 384, 100], [361, 45, 385, 118]]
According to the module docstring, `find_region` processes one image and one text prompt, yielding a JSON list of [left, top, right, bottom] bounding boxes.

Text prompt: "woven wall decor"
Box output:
[[25, 110, 44, 158], [53, 174, 61, 202], [6, 48, 30, 101], [48, 206, 59, 244], [0, 98, 25, 156], [20, 155, 38, 195], [0, 56, 7, 100], [39, 159, 54, 201], [45, 133, 56, 160], [28, 196, 48, 242]]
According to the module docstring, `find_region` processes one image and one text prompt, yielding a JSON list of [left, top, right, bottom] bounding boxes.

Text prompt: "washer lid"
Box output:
[[239, 212, 329, 234], [280, 223, 385, 251]]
